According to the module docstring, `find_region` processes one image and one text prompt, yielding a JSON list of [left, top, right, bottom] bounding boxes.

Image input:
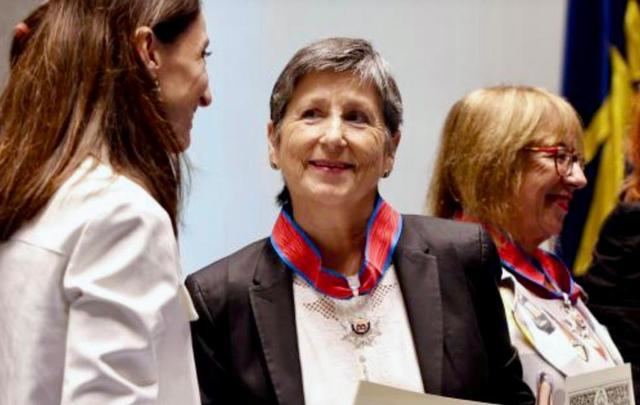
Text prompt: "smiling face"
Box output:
[[155, 12, 212, 151], [268, 70, 398, 211], [510, 134, 587, 249]]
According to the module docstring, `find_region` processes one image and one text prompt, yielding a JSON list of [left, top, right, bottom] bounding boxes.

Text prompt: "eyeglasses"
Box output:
[[523, 146, 585, 178]]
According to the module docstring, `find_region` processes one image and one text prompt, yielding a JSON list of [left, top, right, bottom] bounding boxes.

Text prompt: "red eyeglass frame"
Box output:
[[523, 145, 584, 178]]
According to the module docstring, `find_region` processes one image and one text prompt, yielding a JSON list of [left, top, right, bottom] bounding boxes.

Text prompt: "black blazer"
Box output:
[[186, 215, 534, 405], [579, 202, 640, 401]]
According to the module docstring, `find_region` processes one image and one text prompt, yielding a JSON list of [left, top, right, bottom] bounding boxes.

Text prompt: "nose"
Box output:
[[200, 86, 212, 107], [565, 162, 587, 190], [319, 117, 347, 149]]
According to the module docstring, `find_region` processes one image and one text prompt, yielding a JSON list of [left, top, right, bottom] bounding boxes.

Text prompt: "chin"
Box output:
[[312, 192, 350, 206], [169, 119, 191, 152], [540, 226, 561, 241], [181, 138, 191, 151], [297, 188, 352, 207], [176, 131, 191, 152]]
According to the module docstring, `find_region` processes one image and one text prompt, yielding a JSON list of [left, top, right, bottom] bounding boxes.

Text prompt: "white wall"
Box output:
[[0, 0, 568, 273], [0, 0, 41, 86], [181, 0, 568, 273]]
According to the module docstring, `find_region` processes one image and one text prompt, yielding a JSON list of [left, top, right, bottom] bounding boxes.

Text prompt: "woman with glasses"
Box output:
[[428, 85, 623, 405]]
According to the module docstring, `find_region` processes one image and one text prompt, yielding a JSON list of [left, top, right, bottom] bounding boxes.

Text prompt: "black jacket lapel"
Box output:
[[394, 229, 444, 395], [249, 247, 305, 405]]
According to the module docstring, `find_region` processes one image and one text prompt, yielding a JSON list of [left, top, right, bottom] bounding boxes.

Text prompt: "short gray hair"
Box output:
[[269, 37, 403, 135]]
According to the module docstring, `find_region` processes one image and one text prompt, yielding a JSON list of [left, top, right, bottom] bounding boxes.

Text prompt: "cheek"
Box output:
[[359, 149, 386, 169], [346, 131, 387, 166], [278, 132, 310, 165], [515, 181, 538, 214], [159, 82, 187, 117], [530, 185, 549, 214], [163, 65, 202, 104]]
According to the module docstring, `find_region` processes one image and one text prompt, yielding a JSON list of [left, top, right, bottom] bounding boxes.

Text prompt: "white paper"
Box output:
[[352, 381, 494, 405], [564, 364, 635, 405]]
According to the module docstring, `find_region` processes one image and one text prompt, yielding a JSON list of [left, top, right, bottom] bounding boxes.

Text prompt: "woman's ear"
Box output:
[[390, 131, 401, 154], [267, 121, 280, 168], [134, 27, 161, 77], [14, 22, 30, 39], [384, 131, 401, 174]]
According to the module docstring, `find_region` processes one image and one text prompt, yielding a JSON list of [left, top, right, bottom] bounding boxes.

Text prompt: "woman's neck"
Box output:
[[291, 199, 375, 277], [506, 226, 545, 256], [516, 238, 542, 256], [458, 212, 543, 256]]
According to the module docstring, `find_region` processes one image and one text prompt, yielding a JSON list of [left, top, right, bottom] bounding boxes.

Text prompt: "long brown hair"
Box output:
[[0, 0, 201, 240], [9, 3, 49, 68]]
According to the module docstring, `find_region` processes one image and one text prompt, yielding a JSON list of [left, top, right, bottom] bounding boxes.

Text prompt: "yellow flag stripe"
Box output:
[[625, 0, 640, 82], [574, 47, 632, 275]]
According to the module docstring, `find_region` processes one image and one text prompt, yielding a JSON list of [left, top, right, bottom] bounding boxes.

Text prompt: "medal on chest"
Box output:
[[351, 318, 371, 335], [513, 284, 611, 368]]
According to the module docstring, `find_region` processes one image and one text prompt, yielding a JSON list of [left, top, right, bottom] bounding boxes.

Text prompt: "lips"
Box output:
[[549, 194, 572, 212], [308, 159, 355, 172]]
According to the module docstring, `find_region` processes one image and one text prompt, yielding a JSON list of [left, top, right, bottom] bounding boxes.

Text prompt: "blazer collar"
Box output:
[[393, 218, 444, 395], [248, 220, 446, 403], [249, 244, 305, 405]]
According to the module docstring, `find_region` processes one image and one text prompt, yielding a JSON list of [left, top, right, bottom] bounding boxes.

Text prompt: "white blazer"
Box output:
[[0, 159, 200, 404]]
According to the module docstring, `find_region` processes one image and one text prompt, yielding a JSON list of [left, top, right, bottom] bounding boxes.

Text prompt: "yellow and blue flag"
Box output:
[[559, 0, 640, 274]]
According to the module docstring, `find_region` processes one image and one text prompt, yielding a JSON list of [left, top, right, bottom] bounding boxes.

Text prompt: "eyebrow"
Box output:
[[295, 97, 328, 108], [344, 99, 376, 112]]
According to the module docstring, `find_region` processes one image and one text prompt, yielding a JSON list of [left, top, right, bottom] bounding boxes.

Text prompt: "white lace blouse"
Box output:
[[293, 265, 424, 405]]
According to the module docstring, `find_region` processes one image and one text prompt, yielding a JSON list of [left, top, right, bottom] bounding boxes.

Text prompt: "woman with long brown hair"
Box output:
[[0, 0, 211, 403]]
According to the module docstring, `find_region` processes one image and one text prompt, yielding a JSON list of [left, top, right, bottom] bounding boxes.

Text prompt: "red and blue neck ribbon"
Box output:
[[454, 211, 582, 304], [498, 239, 582, 304], [270, 196, 403, 300]]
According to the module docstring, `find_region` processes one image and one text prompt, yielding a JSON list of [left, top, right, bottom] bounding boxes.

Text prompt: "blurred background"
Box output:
[[2, 0, 634, 276]]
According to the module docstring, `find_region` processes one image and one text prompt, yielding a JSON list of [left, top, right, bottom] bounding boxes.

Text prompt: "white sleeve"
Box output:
[[59, 195, 192, 404]]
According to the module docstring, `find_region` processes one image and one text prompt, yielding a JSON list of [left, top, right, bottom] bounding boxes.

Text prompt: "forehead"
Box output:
[[531, 123, 583, 152], [288, 70, 381, 107]]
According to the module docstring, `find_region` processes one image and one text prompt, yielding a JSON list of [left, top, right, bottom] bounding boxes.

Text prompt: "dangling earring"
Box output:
[[153, 78, 161, 94]]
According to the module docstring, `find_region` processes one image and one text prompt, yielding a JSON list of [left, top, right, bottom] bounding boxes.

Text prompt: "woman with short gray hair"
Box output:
[[187, 37, 533, 405]]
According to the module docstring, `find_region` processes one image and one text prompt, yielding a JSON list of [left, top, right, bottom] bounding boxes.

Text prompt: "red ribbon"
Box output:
[[454, 211, 581, 303], [270, 196, 402, 299], [498, 241, 582, 304]]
